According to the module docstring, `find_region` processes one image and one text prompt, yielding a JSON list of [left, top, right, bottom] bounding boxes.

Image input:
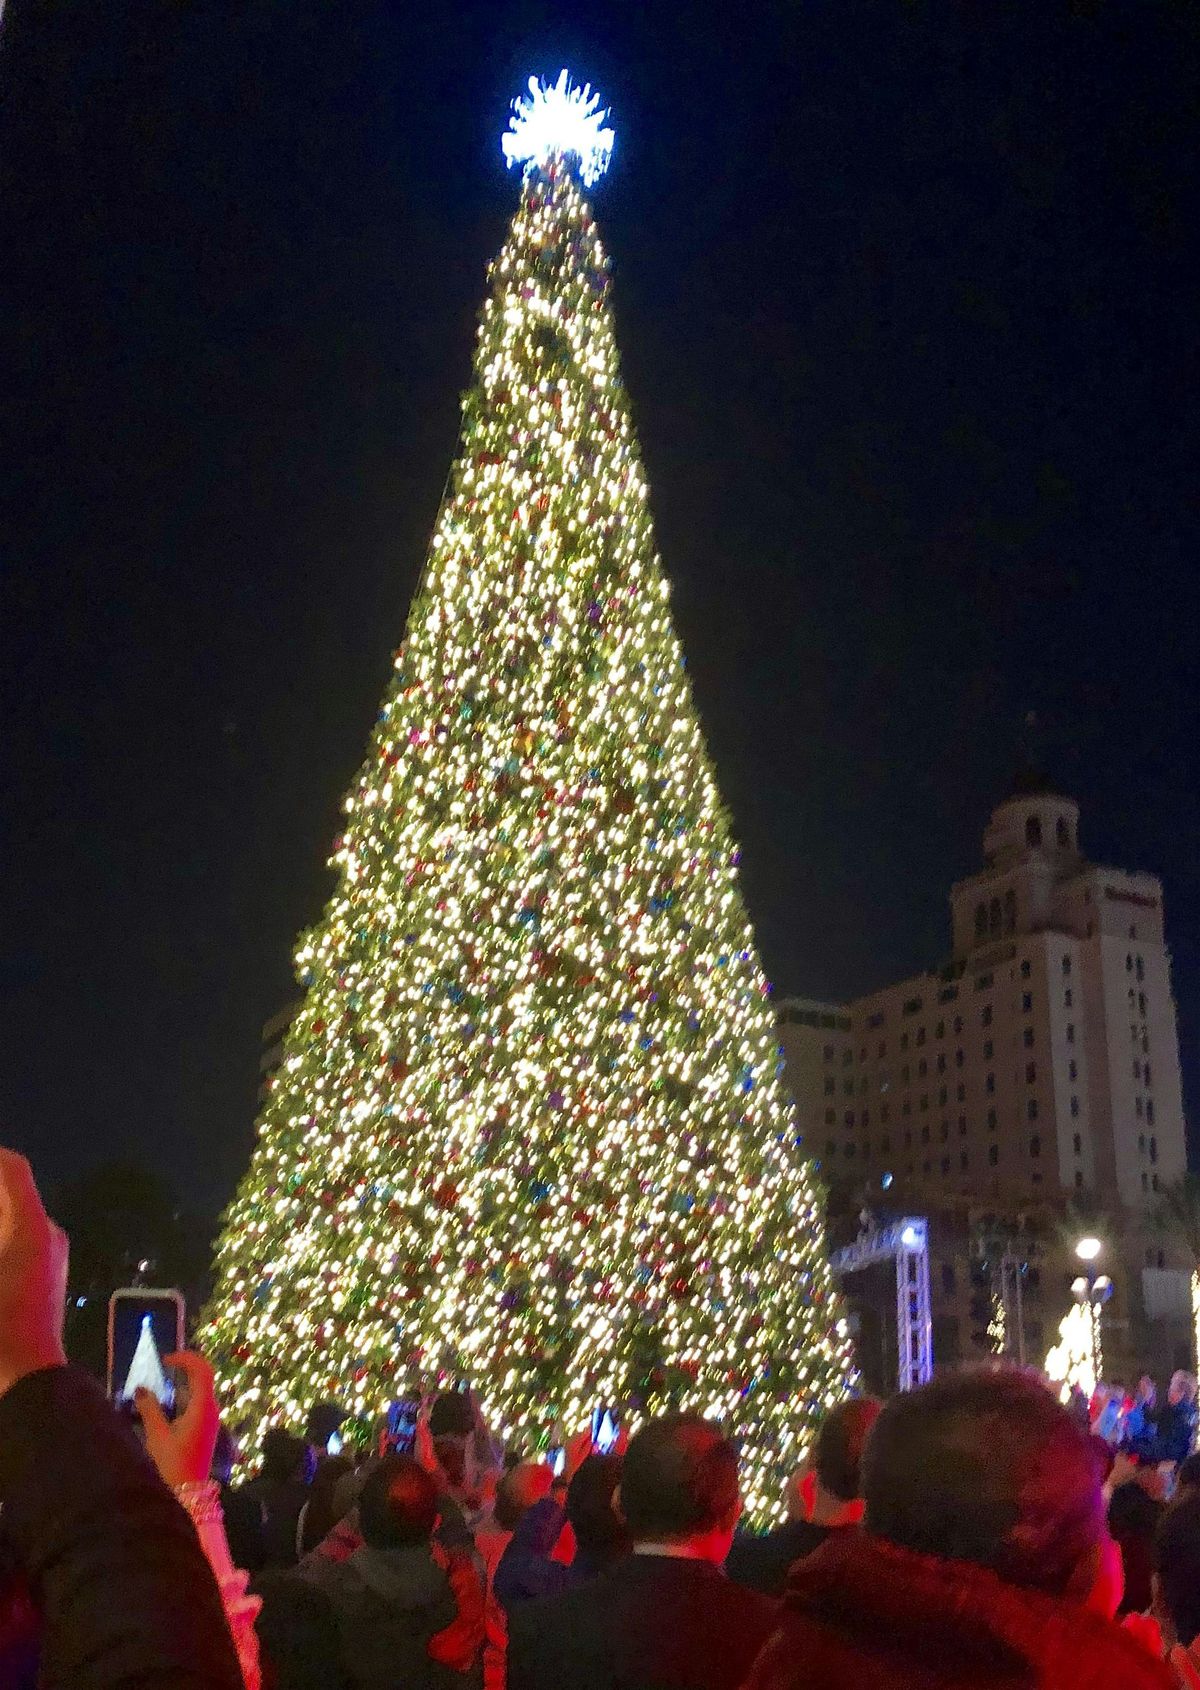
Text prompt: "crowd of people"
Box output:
[[6, 1145, 1200, 1688]]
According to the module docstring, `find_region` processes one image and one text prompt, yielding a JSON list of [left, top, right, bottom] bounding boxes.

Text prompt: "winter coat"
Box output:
[[258, 1541, 483, 1690], [507, 1553, 777, 1690], [725, 1520, 833, 1598], [742, 1527, 1174, 1690], [0, 1364, 243, 1690]]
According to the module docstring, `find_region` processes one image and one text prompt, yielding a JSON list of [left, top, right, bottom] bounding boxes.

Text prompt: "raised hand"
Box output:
[[137, 1350, 220, 1489], [0, 1147, 68, 1400]]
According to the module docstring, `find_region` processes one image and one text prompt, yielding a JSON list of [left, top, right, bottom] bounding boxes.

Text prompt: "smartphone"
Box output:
[[547, 1445, 566, 1477], [326, 1430, 343, 1457], [591, 1407, 619, 1454], [108, 1288, 185, 1407], [387, 1398, 420, 1455]]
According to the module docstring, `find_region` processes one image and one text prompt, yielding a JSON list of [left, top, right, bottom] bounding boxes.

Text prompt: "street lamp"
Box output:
[[1072, 1239, 1113, 1391]]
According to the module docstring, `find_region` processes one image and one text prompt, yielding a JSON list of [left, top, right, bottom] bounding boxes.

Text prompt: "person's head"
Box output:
[[567, 1453, 629, 1564], [1137, 1375, 1157, 1406], [1176, 1454, 1200, 1495], [304, 1401, 346, 1452], [617, 1413, 740, 1562], [359, 1454, 440, 1549], [1169, 1370, 1197, 1407], [429, 1391, 474, 1438], [862, 1367, 1107, 1598], [783, 1464, 815, 1523], [262, 1428, 307, 1486], [494, 1461, 555, 1532], [810, 1396, 882, 1521], [433, 1435, 467, 1489], [1154, 1492, 1200, 1647]]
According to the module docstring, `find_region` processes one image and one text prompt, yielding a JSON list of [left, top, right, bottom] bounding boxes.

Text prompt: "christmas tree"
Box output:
[[204, 71, 853, 1519], [123, 1314, 169, 1403]]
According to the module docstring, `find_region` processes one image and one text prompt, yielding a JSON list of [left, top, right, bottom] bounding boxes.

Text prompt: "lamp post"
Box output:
[[1072, 1236, 1112, 1394]]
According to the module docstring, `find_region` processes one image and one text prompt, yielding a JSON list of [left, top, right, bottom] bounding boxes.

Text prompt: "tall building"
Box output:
[[780, 775, 1191, 1382]]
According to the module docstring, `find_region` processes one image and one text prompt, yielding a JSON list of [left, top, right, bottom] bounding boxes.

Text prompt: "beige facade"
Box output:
[[780, 782, 1190, 1379]]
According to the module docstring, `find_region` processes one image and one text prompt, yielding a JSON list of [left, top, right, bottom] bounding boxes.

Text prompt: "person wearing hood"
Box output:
[[257, 1452, 484, 1690], [743, 1367, 1174, 1690]]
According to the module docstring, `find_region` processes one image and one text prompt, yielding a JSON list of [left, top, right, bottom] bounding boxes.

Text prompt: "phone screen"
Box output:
[[591, 1407, 619, 1454], [388, 1399, 419, 1454], [109, 1290, 184, 1406], [548, 1445, 566, 1477]]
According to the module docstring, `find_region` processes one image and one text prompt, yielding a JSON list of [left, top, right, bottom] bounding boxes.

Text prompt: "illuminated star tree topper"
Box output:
[[501, 68, 615, 185]]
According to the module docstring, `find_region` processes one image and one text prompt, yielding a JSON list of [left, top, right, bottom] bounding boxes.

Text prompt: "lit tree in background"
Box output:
[[203, 72, 853, 1519]]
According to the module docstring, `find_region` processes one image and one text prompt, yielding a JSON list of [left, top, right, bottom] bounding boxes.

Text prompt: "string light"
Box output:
[[202, 92, 854, 1524]]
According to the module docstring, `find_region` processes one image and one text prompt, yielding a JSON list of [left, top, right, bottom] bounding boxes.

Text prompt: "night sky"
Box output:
[[3, 1, 1197, 1221]]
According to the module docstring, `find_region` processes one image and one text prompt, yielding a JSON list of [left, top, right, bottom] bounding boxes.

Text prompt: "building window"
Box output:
[[987, 1109, 997, 1131], [902, 1100, 911, 1116], [823, 1045, 834, 1061], [1139, 992, 1147, 1016], [956, 1083, 965, 1102], [959, 1116, 967, 1135], [1021, 959, 1031, 979], [916, 1026, 926, 1046], [975, 903, 988, 939], [985, 1073, 995, 1094], [1068, 1059, 1077, 1081], [1027, 1099, 1038, 1121], [1139, 1133, 1146, 1153], [989, 1144, 999, 1166], [1141, 1171, 1149, 1191], [1022, 992, 1033, 1013], [953, 1016, 963, 1035], [940, 1120, 949, 1142], [921, 1125, 930, 1145], [1066, 1023, 1075, 1044], [1064, 988, 1073, 1007], [862, 1109, 870, 1127], [825, 1109, 835, 1125], [920, 1095, 929, 1112], [1145, 1064, 1153, 1088], [989, 898, 1002, 936], [960, 1150, 969, 1170], [1070, 1095, 1080, 1117], [1029, 1134, 1041, 1158], [938, 1086, 948, 1106], [842, 1049, 853, 1066], [1150, 1137, 1158, 1164], [1147, 1100, 1155, 1125], [981, 1005, 993, 1028], [845, 1142, 855, 1157], [904, 1130, 912, 1148], [1062, 955, 1071, 975], [1136, 1098, 1144, 1118], [918, 1059, 928, 1078], [845, 1111, 855, 1127], [1136, 956, 1145, 982], [881, 1103, 890, 1123], [826, 1140, 837, 1156], [937, 1053, 947, 1074], [1076, 1171, 1084, 1189], [843, 1079, 854, 1096], [936, 1020, 945, 1039], [956, 1049, 964, 1068], [1153, 1173, 1160, 1192], [1023, 1028, 1035, 1049], [1004, 889, 1016, 933], [1026, 1062, 1036, 1083], [1056, 816, 1070, 848], [1127, 954, 1134, 973], [984, 1040, 994, 1061], [900, 1033, 909, 1052], [878, 1041, 887, 1058], [824, 1077, 835, 1095], [1073, 1133, 1082, 1155], [941, 1263, 956, 1295]]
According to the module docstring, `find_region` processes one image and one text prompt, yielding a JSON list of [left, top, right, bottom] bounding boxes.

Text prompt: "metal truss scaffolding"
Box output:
[[829, 1217, 934, 1393]]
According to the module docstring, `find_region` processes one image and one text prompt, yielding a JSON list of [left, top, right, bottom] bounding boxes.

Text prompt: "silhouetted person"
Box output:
[[508, 1412, 775, 1690], [744, 1368, 1172, 1690], [727, 1396, 881, 1596]]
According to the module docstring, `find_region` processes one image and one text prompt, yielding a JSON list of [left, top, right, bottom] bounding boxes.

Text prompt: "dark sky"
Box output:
[[2, 1, 1197, 1219]]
